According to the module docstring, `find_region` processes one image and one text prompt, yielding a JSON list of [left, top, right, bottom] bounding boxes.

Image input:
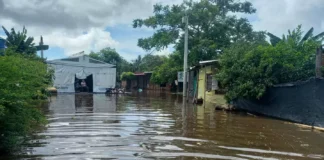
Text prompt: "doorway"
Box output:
[[75, 74, 93, 92]]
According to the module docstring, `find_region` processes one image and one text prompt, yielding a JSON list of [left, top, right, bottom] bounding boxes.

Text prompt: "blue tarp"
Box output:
[[0, 38, 6, 49]]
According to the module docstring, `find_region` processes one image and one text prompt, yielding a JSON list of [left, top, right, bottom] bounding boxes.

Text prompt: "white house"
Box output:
[[47, 54, 116, 93]]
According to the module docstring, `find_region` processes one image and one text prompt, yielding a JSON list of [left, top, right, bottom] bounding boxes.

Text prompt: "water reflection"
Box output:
[[6, 92, 324, 160], [75, 93, 93, 113], [49, 93, 117, 114]]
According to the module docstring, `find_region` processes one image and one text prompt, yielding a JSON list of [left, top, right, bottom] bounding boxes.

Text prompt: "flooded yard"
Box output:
[[7, 92, 324, 159]]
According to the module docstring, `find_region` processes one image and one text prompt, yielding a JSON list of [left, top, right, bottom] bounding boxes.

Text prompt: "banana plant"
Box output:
[[2, 26, 37, 55], [267, 25, 324, 46]]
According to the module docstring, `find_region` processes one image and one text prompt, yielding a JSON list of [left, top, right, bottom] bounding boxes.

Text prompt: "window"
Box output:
[[206, 74, 212, 91], [61, 58, 79, 62], [206, 74, 219, 91], [212, 77, 219, 90]]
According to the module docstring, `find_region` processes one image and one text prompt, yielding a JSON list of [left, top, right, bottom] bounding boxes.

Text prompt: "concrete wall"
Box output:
[[121, 81, 127, 88], [198, 65, 210, 99], [234, 78, 324, 127], [197, 65, 224, 104], [123, 79, 170, 91]]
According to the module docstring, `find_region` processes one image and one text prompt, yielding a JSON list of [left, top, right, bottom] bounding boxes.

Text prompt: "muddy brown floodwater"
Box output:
[[5, 91, 324, 159]]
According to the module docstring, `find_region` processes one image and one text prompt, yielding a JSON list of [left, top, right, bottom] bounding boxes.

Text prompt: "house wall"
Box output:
[[188, 70, 197, 97], [198, 65, 211, 100], [131, 79, 137, 89], [138, 76, 144, 89], [121, 81, 127, 88], [49, 63, 116, 93], [125, 73, 171, 91], [197, 65, 223, 105]]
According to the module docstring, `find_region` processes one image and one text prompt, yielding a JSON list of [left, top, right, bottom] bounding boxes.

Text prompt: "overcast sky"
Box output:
[[1, 0, 324, 60]]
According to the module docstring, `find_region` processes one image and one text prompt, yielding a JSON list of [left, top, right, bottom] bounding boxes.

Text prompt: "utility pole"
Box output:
[[36, 36, 49, 59], [40, 36, 44, 58], [182, 15, 188, 97]]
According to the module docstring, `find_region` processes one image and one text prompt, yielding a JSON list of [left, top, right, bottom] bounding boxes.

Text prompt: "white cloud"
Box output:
[[249, 0, 324, 36], [45, 28, 119, 55], [7, 0, 324, 58], [0, 0, 182, 57]]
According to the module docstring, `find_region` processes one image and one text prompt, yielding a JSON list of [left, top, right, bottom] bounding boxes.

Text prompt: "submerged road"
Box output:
[[7, 92, 324, 159]]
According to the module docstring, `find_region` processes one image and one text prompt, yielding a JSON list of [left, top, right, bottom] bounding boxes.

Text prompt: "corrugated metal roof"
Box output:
[[134, 72, 145, 76], [144, 71, 153, 74], [47, 55, 115, 68], [199, 60, 218, 65]]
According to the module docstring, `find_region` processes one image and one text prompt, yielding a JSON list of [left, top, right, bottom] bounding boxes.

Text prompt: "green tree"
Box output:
[[139, 54, 166, 72], [120, 72, 135, 81], [2, 26, 38, 55], [89, 47, 122, 64], [132, 55, 142, 72], [151, 51, 182, 84], [217, 26, 319, 101], [133, 0, 264, 65], [0, 26, 53, 153], [119, 59, 133, 75], [267, 25, 324, 46], [89, 47, 132, 81], [0, 52, 52, 153]]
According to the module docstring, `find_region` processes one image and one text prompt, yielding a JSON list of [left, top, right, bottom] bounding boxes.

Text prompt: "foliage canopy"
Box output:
[[267, 25, 324, 46], [217, 26, 319, 101], [133, 0, 265, 65], [150, 52, 182, 84], [89, 47, 132, 81], [0, 53, 52, 153], [2, 26, 38, 55], [120, 72, 135, 81]]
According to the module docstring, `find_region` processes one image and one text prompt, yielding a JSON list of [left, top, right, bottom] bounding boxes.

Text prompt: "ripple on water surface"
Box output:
[[9, 93, 324, 159]]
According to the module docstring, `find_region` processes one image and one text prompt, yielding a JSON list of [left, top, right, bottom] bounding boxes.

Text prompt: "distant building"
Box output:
[[121, 72, 170, 90], [47, 54, 116, 93]]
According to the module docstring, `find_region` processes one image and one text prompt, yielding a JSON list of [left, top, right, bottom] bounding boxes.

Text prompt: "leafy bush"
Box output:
[[321, 66, 324, 76], [0, 55, 52, 153], [217, 37, 318, 101], [150, 51, 182, 84], [120, 72, 135, 81]]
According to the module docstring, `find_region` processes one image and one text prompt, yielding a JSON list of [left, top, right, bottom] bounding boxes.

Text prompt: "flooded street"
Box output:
[[8, 92, 324, 159]]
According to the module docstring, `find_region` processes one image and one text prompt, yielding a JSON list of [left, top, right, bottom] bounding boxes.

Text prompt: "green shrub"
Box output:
[[150, 51, 182, 84], [217, 39, 318, 101], [0, 55, 51, 153], [120, 72, 135, 81], [321, 66, 324, 76]]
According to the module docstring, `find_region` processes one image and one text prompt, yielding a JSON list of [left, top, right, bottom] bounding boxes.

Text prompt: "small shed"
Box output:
[[121, 72, 165, 90], [130, 72, 152, 89], [47, 54, 116, 93], [189, 60, 224, 105]]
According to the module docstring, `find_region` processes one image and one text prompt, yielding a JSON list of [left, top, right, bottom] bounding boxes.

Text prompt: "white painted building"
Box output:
[[47, 54, 116, 93]]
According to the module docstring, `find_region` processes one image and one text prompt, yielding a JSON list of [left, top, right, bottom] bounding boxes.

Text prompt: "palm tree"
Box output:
[[2, 26, 37, 55], [267, 25, 324, 46]]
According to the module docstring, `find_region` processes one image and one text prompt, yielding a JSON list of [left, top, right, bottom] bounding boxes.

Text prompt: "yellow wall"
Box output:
[[198, 65, 212, 100], [197, 65, 226, 106]]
